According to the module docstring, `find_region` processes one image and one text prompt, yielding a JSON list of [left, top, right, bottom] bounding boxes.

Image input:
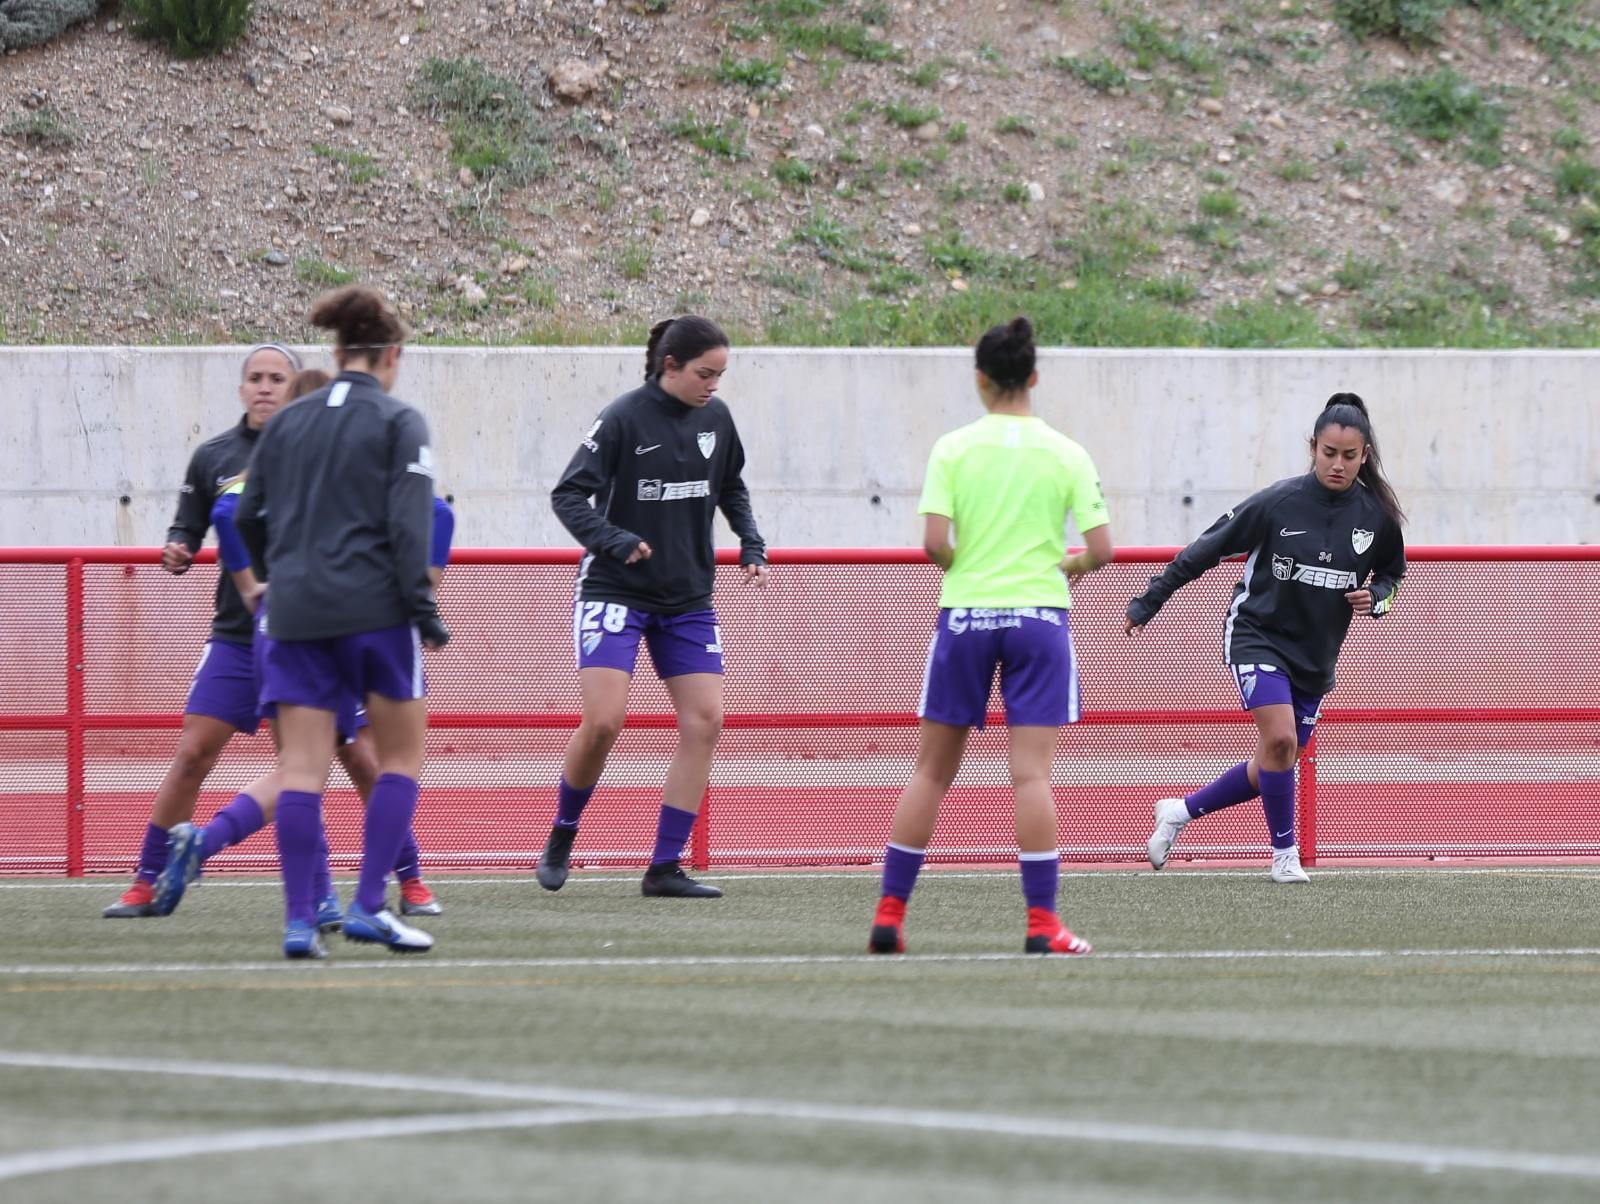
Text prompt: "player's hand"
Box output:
[[161, 541, 194, 575], [1345, 589, 1373, 615], [417, 615, 451, 650], [626, 540, 653, 565], [1124, 618, 1144, 637], [742, 562, 770, 588], [241, 582, 266, 615]]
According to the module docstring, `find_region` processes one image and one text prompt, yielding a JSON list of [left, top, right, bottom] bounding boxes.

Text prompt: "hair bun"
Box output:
[[1324, 391, 1367, 415]]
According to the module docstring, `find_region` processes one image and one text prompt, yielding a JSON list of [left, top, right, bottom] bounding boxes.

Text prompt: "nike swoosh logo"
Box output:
[[1280, 528, 1307, 536], [635, 444, 661, 454]]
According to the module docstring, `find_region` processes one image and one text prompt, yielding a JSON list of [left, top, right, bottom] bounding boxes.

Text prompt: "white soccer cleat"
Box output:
[[1146, 797, 1191, 870], [1270, 846, 1311, 884]]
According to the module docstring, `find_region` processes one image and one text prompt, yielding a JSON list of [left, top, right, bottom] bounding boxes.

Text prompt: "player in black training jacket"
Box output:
[[541, 315, 768, 898], [1127, 394, 1406, 884]]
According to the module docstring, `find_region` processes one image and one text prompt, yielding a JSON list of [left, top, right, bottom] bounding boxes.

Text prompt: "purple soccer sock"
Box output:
[[198, 793, 265, 861], [649, 804, 698, 866], [135, 823, 170, 883], [1259, 767, 1298, 850], [1185, 761, 1259, 818], [1019, 852, 1059, 912], [555, 777, 596, 830], [392, 829, 422, 881], [355, 774, 420, 913], [880, 843, 926, 902], [275, 791, 324, 925], [313, 828, 334, 904]]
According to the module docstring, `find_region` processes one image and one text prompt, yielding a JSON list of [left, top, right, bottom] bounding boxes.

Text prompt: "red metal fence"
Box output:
[[2, 547, 1598, 876]]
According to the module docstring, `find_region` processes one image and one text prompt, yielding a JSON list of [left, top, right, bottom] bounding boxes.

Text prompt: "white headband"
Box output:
[[242, 343, 303, 374]]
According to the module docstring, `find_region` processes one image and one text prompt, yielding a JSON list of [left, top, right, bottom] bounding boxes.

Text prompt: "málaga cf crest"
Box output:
[[1351, 528, 1374, 555], [697, 431, 716, 459]]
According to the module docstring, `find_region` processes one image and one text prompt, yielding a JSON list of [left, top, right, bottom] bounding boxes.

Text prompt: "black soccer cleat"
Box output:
[[641, 860, 723, 898], [537, 824, 577, 892]]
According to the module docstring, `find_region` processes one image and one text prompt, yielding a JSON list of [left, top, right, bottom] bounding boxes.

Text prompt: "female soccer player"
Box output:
[[1128, 393, 1406, 883], [868, 317, 1113, 956], [151, 468, 456, 931], [235, 286, 448, 958], [540, 315, 768, 898], [102, 344, 317, 918]]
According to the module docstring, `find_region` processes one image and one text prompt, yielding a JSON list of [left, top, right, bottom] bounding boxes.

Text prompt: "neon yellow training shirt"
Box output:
[[918, 413, 1109, 608]]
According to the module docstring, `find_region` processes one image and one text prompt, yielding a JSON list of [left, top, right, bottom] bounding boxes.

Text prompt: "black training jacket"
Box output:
[[167, 416, 259, 643], [551, 378, 766, 614], [1126, 473, 1406, 695], [235, 372, 439, 641]]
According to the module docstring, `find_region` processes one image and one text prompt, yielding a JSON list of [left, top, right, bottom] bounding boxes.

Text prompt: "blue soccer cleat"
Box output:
[[315, 892, 344, 934], [342, 903, 434, 954], [149, 823, 206, 916], [283, 919, 328, 960]]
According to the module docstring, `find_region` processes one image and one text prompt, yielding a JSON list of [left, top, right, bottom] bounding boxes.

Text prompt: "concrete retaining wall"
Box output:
[[4, 346, 1596, 548]]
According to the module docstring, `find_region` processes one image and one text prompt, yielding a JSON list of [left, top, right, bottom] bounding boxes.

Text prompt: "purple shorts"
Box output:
[[572, 600, 724, 678], [1231, 662, 1322, 746], [918, 607, 1080, 730], [184, 638, 261, 735], [251, 607, 367, 742], [258, 622, 426, 715]]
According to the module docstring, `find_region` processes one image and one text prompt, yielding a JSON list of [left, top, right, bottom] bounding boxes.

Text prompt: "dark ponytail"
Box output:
[[645, 315, 729, 380], [974, 316, 1036, 393], [309, 285, 410, 351], [1314, 392, 1406, 527]]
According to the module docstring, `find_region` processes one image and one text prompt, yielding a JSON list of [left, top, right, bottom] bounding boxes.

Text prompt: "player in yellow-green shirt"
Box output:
[[869, 317, 1114, 957]]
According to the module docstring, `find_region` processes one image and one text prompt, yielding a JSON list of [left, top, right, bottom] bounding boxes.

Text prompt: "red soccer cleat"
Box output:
[[102, 879, 156, 919], [1025, 906, 1092, 955], [398, 877, 443, 917], [869, 895, 906, 954]]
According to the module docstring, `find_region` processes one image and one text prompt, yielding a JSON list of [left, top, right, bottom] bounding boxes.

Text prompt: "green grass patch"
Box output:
[[1334, 253, 1386, 291], [1554, 155, 1600, 196], [1198, 189, 1241, 218], [1333, 0, 1450, 45], [1363, 68, 1505, 165], [994, 114, 1035, 136], [293, 258, 356, 288], [1276, 155, 1316, 182], [1052, 53, 1130, 91], [311, 143, 381, 185], [619, 240, 651, 281], [903, 55, 955, 87], [2, 105, 78, 147], [715, 54, 786, 89], [739, 0, 903, 61], [772, 157, 818, 188], [412, 57, 550, 184], [666, 114, 749, 159], [884, 98, 939, 128], [1116, 8, 1220, 77]]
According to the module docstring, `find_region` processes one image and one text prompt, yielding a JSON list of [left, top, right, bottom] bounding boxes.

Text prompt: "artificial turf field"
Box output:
[[2, 866, 1598, 1203]]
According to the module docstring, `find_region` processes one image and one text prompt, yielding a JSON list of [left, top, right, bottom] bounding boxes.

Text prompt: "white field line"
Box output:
[[4, 865, 1600, 891], [0, 1105, 684, 1184], [2, 1051, 1600, 1184], [3, 947, 1599, 978]]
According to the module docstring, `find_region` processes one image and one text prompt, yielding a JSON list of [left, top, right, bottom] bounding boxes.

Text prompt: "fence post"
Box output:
[[690, 786, 711, 871], [66, 557, 86, 877], [1298, 729, 1317, 866]]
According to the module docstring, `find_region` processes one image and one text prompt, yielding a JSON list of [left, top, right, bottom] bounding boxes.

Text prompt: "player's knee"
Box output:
[[678, 706, 723, 747], [336, 743, 378, 792], [170, 741, 221, 783], [1261, 733, 1298, 769], [580, 711, 626, 748]]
